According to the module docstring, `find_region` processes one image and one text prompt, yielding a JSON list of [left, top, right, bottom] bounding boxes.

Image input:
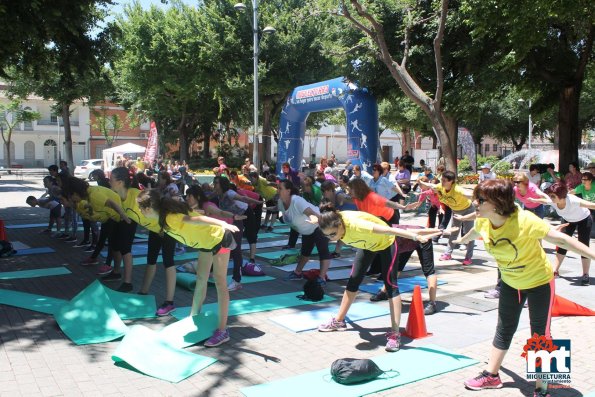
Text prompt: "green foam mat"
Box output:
[[272, 227, 291, 234], [241, 344, 479, 397], [0, 266, 71, 279], [0, 289, 67, 314], [132, 251, 198, 266], [176, 273, 275, 291], [103, 288, 156, 320], [158, 311, 220, 348], [54, 280, 128, 345], [256, 244, 349, 260], [172, 291, 335, 320], [112, 324, 217, 383]]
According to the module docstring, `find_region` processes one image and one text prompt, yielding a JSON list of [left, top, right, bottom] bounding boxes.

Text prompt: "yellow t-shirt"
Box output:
[[164, 211, 225, 250], [87, 186, 121, 223], [120, 188, 160, 234], [435, 184, 471, 211], [255, 177, 277, 201], [76, 200, 94, 221], [340, 211, 395, 251], [474, 209, 553, 290]]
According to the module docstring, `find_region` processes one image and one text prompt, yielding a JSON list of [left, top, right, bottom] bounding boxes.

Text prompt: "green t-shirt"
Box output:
[[541, 171, 560, 183], [574, 184, 595, 202]]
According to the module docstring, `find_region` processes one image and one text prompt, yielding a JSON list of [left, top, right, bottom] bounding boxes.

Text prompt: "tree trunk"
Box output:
[[557, 83, 581, 174], [61, 104, 74, 169], [178, 126, 190, 162], [401, 128, 411, 155], [4, 141, 11, 168], [261, 97, 273, 164], [202, 129, 211, 158], [435, 114, 458, 172], [431, 135, 437, 149]]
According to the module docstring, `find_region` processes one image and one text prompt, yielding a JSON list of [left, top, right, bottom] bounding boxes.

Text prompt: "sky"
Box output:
[[108, 0, 197, 19]]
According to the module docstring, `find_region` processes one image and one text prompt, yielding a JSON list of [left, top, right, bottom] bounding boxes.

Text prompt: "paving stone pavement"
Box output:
[[1, 174, 594, 397]]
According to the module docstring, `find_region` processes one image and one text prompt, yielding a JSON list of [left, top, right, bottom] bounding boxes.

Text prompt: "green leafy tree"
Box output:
[[0, 99, 41, 167], [461, 0, 594, 173], [91, 107, 124, 148]]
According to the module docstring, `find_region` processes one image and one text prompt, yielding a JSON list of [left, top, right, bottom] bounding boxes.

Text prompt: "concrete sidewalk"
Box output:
[[0, 174, 593, 397]]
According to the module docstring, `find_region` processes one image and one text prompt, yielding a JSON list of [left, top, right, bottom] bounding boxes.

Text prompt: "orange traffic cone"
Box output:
[[551, 294, 595, 317], [0, 219, 6, 241], [404, 285, 433, 339]]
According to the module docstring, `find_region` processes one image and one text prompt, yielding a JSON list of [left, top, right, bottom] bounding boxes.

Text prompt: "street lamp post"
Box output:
[[518, 98, 532, 150], [234, 2, 275, 168]]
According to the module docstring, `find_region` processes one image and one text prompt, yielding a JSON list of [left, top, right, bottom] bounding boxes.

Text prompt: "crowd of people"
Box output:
[[25, 154, 595, 396]]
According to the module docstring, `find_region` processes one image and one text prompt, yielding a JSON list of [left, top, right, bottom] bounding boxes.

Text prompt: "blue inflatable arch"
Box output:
[[276, 77, 379, 173]]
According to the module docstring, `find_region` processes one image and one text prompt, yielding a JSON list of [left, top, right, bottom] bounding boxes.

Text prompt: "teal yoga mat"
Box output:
[[272, 227, 291, 234], [14, 247, 55, 256], [103, 288, 156, 320], [359, 276, 447, 295], [256, 244, 348, 260], [0, 266, 71, 279], [54, 280, 128, 345], [158, 311, 220, 348], [0, 288, 67, 314], [176, 272, 275, 291], [112, 325, 217, 383], [6, 222, 82, 229], [132, 251, 198, 266], [270, 302, 390, 333], [241, 344, 479, 397], [256, 232, 284, 239], [172, 291, 335, 320]]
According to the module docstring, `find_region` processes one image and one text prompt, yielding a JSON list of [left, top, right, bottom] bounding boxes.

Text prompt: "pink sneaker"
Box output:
[[385, 331, 401, 352], [81, 256, 98, 266], [462, 258, 473, 266], [156, 302, 176, 316], [96, 264, 113, 275], [464, 371, 503, 390], [204, 328, 230, 347], [439, 253, 452, 261]]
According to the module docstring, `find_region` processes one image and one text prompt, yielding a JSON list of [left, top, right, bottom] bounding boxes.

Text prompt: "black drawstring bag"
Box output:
[[297, 279, 325, 302], [331, 358, 386, 385]]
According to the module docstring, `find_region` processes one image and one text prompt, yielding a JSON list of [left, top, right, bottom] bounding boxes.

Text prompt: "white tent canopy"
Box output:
[[102, 142, 146, 171]]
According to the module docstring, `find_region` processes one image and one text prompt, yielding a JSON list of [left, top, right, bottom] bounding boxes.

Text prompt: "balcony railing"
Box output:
[[37, 119, 80, 126]]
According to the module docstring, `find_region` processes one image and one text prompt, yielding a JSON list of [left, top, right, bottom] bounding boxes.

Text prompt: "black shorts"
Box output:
[[110, 220, 138, 255], [198, 229, 235, 254], [147, 231, 177, 268], [50, 203, 62, 219], [300, 227, 331, 260]]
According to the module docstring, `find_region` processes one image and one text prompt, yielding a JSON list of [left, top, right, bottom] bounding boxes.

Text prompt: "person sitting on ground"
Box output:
[[479, 164, 496, 182]]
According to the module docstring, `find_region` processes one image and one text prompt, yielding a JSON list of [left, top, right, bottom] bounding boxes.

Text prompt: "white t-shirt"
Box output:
[[277, 195, 319, 235], [479, 171, 496, 182], [550, 194, 590, 223], [527, 172, 541, 186]]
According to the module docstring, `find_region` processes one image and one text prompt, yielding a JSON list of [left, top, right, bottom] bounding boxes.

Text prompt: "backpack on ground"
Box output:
[[0, 240, 17, 258], [297, 279, 325, 302], [331, 358, 396, 385]]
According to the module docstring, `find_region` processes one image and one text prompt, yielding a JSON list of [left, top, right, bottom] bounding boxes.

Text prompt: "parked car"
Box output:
[[74, 159, 104, 180]]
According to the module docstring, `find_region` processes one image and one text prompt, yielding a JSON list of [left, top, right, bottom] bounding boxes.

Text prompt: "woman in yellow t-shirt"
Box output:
[[316, 206, 438, 352], [137, 189, 239, 348], [419, 170, 476, 264], [454, 179, 595, 395]]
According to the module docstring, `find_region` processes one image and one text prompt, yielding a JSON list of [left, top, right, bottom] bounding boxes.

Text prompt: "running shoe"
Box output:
[[57, 233, 69, 239], [553, 271, 560, 278], [581, 274, 590, 286], [316, 277, 327, 287], [116, 283, 133, 293], [464, 371, 503, 390], [156, 302, 176, 316], [424, 302, 437, 315], [102, 272, 122, 281], [318, 317, 347, 332], [462, 258, 473, 266], [484, 289, 500, 299], [74, 240, 90, 248], [204, 328, 230, 347], [84, 245, 96, 253], [80, 257, 98, 266], [227, 280, 242, 291], [96, 265, 113, 276], [65, 236, 77, 243], [533, 388, 551, 397], [439, 253, 452, 261], [385, 331, 401, 352], [330, 252, 341, 259], [370, 290, 388, 302]]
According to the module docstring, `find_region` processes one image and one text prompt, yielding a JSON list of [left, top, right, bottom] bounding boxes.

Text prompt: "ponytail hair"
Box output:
[[111, 166, 140, 189], [137, 188, 190, 232], [318, 202, 344, 231], [61, 176, 90, 200], [185, 184, 209, 209]]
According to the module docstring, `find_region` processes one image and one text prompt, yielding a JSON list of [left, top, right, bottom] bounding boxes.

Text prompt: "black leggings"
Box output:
[[427, 205, 444, 229], [231, 219, 244, 282], [91, 220, 115, 263], [397, 240, 436, 277], [556, 215, 592, 257], [493, 280, 553, 350], [439, 205, 452, 229], [242, 207, 258, 244], [147, 231, 176, 268], [111, 220, 138, 256], [348, 244, 400, 298]]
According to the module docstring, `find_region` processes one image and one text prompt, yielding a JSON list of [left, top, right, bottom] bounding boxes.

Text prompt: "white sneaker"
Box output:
[[227, 280, 242, 292]]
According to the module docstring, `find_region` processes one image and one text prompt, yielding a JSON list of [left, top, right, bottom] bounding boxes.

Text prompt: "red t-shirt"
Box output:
[[354, 192, 394, 222]]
